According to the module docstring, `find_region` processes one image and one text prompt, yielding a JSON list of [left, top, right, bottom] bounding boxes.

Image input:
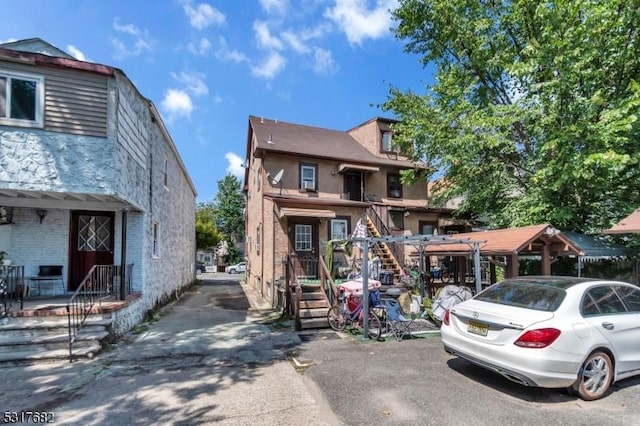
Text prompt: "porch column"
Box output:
[[119, 208, 128, 300], [541, 244, 551, 275], [506, 254, 519, 278]]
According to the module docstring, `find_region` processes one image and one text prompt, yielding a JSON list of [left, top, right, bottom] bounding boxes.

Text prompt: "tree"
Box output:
[[214, 174, 245, 262], [195, 201, 221, 250], [384, 0, 640, 233]]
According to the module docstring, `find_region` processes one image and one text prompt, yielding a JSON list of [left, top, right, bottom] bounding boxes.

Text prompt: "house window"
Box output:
[[300, 163, 317, 191], [381, 131, 395, 152], [329, 217, 350, 240], [256, 224, 261, 255], [387, 173, 403, 198], [295, 224, 312, 251], [152, 221, 160, 258], [163, 157, 169, 188], [0, 71, 44, 127], [419, 221, 438, 236], [388, 210, 404, 230]]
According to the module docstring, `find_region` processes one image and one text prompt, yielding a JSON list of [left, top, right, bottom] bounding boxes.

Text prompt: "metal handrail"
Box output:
[[366, 206, 403, 264], [66, 263, 133, 362], [0, 265, 25, 316]]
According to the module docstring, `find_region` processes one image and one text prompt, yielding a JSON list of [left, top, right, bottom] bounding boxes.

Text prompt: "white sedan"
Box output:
[[441, 276, 640, 400], [225, 262, 246, 274]]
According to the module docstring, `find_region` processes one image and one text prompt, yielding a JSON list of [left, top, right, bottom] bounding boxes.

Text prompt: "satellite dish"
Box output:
[[271, 169, 284, 185]]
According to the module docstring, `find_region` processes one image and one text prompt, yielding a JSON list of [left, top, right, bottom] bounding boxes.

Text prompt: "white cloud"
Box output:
[[113, 18, 140, 36], [111, 18, 155, 59], [324, 0, 398, 45], [259, 0, 288, 15], [183, 1, 225, 30], [225, 152, 246, 179], [171, 71, 209, 97], [161, 89, 193, 120], [281, 31, 309, 54], [311, 47, 338, 75], [253, 21, 283, 51], [251, 51, 286, 79], [213, 95, 223, 104], [215, 37, 248, 63], [66, 45, 87, 61], [188, 37, 212, 56]]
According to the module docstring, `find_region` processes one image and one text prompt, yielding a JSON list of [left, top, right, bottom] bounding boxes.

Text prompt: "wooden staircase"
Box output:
[[365, 217, 403, 279], [0, 313, 113, 363], [296, 286, 331, 330]]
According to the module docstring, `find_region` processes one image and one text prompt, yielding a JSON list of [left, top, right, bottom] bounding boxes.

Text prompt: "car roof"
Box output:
[[503, 276, 600, 290]]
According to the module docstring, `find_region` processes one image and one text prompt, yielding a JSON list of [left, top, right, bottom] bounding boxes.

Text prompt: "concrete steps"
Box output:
[[0, 315, 113, 363]]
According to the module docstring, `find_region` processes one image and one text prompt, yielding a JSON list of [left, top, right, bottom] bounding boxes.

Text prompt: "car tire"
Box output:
[[229, 269, 236, 274], [572, 351, 613, 401]]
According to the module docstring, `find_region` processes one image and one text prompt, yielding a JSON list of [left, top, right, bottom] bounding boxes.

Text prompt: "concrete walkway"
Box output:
[[0, 274, 340, 425]]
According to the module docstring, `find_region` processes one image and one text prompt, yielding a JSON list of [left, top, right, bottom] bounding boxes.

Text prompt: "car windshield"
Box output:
[[475, 280, 567, 312]]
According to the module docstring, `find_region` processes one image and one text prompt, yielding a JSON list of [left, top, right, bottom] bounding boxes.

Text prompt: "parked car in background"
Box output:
[[196, 261, 206, 274], [225, 262, 246, 274], [441, 276, 640, 401]]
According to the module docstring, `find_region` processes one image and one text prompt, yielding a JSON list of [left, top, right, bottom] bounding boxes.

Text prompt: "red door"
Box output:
[[69, 211, 115, 291]]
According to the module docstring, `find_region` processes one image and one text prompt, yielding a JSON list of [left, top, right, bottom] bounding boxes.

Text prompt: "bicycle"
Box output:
[[327, 290, 382, 339]]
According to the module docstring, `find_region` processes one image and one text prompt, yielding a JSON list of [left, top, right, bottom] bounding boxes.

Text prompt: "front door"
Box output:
[[344, 171, 363, 201], [288, 218, 319, 278], [69, 211, 115, 291]]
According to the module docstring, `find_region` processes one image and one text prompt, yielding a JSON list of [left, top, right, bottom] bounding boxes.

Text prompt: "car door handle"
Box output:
[[601, 322, 614, 330]]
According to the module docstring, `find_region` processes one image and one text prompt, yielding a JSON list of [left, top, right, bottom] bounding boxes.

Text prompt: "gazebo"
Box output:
[[422, 223, 582, 282]]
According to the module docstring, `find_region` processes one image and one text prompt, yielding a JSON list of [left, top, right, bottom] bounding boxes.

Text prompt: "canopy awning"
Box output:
[[338, 163, 380, 173], [278, 207, 336, 219], [563, 231, 637, 260]]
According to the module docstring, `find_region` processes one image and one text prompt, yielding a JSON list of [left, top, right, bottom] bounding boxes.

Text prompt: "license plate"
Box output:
[[467, 320, 488, 336]]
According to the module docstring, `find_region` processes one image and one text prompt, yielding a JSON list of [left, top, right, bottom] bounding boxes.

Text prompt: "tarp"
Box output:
[[563, 231, 637, 261]]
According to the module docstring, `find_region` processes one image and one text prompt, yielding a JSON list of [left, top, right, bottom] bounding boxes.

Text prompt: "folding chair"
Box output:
[[381, 298, 414, 341]]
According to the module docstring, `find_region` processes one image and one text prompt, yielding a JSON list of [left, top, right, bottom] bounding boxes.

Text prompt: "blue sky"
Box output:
[[1, 0, 432, 202]]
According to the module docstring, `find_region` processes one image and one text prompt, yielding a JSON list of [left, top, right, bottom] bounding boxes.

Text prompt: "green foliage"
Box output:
[[214, 174, 245, 242], [195, 203, 221, 250], [385, 0, 640, 233]]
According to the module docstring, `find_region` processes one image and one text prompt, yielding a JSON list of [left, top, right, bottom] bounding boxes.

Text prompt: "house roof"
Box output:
[[563, 231, 637, 260], [603, 208, 640, 234], [248, 116, 417, 169], [0, 38, 114, 76], [423, 223, 582, 256]]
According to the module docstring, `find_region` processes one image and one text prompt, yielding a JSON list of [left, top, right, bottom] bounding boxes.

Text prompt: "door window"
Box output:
[[78, 215, 113, 251], [295, 224, 312, 251]]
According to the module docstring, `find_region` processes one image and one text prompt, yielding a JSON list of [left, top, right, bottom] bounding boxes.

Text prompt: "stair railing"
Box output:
[[66, 264, 133, 362], [0, 265, 25, 317], [366, 206, 403, 266]]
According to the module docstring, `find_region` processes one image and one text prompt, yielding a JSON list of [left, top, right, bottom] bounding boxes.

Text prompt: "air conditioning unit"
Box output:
[[302, 181, 315, 190]]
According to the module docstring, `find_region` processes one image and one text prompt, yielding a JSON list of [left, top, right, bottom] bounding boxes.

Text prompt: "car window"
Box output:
[[615, 285, 640, 313], [474, 281, 566, 312], [581, 286, 627, 316]]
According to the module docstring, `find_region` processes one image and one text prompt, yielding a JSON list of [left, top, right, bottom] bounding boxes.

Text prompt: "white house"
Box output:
[[0, 38, 197, 334]]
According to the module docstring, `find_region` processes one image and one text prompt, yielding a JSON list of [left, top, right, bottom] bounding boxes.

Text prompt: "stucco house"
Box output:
[[0, 38, 196, 335], [243, 115, 473, 322]]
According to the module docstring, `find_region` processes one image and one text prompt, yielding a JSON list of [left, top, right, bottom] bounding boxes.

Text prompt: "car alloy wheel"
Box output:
[[573, 351, 613, 401]]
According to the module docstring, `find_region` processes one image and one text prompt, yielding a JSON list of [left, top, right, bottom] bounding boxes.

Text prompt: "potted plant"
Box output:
[[0, 251, 11, 265]]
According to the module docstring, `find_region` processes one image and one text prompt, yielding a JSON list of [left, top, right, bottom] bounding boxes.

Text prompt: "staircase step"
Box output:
[[299, 307, 330, 319], [0, 342, 103, 363], [300, 292, 326, 300], [299, 317, 329, 329], [299, 300, 330, 309]]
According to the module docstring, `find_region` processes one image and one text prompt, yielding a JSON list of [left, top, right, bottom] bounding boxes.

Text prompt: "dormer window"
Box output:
[[0, 70, 44, 127], [382, 131, 394, 152]]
